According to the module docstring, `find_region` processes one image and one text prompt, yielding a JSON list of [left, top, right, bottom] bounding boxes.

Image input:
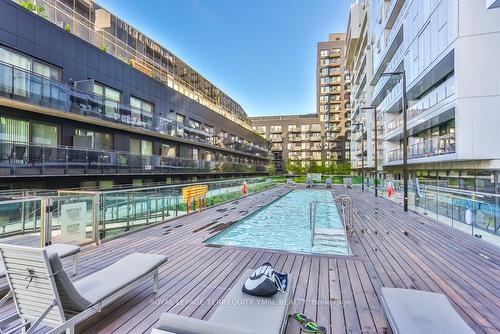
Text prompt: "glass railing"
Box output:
[[386, 76, 456, 133], [0, 141, 268, 175], [0, 61, 270, 158], [0, 177, 284, 244], [363, 179, 500, 245], [386, 135, 455, 162]]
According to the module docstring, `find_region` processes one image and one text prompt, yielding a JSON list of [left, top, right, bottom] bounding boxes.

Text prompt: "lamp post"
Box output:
[[361, 106, 378, 197], [381, 71, 408, 212], [353, 122, 365, 191]]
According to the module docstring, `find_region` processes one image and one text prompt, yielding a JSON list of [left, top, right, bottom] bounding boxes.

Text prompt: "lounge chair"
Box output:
[[0, 243, 167, 334], [343, 177, 352, 188], [285, 178, 295, 188], [380, 287, 474, 334], [152, 269, 293, 334], [305, 177, 313, 188], [325, 177, 332, 188], [0, 243, 80, 305]]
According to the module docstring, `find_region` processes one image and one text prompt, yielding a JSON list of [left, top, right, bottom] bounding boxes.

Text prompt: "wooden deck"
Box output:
[[1, 185, 499, 334]]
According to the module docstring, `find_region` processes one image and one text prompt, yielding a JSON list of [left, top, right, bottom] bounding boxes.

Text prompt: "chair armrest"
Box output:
[[155, 313, 255, 334]]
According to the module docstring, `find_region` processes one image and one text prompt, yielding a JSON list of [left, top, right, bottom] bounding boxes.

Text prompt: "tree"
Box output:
[[308, 160, 326, 173], [266, 161, 276, 175], [336, 161, 352, 175], [285, 159, 304, 174]]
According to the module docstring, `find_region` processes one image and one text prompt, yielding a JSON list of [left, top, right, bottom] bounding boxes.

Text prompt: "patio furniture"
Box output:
[[344, 177, 352, 188], [0, 145, 27, 164], [29, 147, 53, 165], [305, 176, 313, 188], [152, 269, 293, 334], [380, 287, 474, 334], [325, 177, 332, 188], [285, 178, 296, 188], [0, 243, 80, 280], [0, 243, 167, 334]]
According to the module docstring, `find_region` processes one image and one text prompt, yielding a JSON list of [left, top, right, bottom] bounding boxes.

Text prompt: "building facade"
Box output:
[[250, 114, 323, 174], [0, 0, 271, 189], [345, 1, 377, 175], [317, 33, 351, 164], [348, 0, 500, 192]]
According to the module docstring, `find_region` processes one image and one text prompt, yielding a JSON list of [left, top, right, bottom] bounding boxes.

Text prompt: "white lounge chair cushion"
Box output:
[[156, 313, 255, 334], [49, 252, 167, 313], [154, 269, 291, 334], [75, 253, 167, 304], [380, 287, 475, 334], [49, 253, 92, 313], [46, 243, 80, 257], [209, 269, 292, 334], [0, 243, 80, 279]]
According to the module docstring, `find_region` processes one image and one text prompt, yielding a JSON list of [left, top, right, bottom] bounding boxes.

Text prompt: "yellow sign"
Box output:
[[182, 185, 208, 201]]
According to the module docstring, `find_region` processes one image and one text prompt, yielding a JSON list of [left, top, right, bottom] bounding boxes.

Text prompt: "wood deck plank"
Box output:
[[0, 185, 497, 334]]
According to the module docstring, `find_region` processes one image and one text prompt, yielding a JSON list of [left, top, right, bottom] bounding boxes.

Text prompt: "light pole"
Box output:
[[361, 106, 378, 197], [353, 122, 365, 191], [381, 71, 408, 211]]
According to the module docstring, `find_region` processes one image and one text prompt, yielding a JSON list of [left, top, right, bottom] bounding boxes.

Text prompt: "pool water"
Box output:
[[207, 190, 350, 255]]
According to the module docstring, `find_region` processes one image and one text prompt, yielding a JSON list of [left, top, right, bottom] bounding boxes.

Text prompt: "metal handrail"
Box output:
[[309, 194, 353, 247]]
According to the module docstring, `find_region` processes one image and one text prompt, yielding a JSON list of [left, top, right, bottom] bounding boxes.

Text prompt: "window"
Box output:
[[32, 122, 58, 146], [0, 45, 61, 80], [130, 96, 154, 128], [320, 50, 328, 57], [74, 129, 113, 150], [270, 125, 282, 133], [255, 125, 266, 133], [0, 116, 29, 144], [93, 83, 121, 119], [204, 124, 214, 134], [176, 113, 185, 124], [188, 119, 201, 129], [161, 143, 177, 157], [130, 138, 152, 156], [192, 148, 199, 160], [0, 45, 61, 99]]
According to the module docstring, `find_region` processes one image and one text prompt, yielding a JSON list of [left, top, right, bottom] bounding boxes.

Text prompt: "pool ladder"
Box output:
[[309, 195, 353, 252]]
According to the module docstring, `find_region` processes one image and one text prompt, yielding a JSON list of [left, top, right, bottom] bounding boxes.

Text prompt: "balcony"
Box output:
[[0, 141, 267, 177], [0, 61, 270, 159], [288, 136, 303, 142], [288, 145, 304, 151], [270, 137, 283, 143], [310, 145, 322, 151], [385, 76, 456, 137], [288, 126, 301, 133], [386, 135, 456, 163]]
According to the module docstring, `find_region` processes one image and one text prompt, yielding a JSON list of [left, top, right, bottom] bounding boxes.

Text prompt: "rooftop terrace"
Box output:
[[0, 185, 498, 333]]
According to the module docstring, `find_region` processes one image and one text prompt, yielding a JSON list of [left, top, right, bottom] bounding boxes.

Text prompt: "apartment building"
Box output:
[[317, 33, 351, 164], [250, 114, 323, 174], [345, 1, 376, 174], [0, 0, 270, 189], [349, 0, 500, 192]]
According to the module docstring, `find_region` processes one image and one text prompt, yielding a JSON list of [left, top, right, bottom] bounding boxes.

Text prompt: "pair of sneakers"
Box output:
[[292, 313, 327, 333]]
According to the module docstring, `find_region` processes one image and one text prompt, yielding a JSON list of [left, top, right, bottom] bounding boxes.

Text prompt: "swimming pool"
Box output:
[[207, 190, 350, 255]]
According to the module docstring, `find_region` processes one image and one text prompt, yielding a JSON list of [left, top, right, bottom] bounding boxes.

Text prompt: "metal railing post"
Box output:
[[93, 194, 100, 244], [40, 197, 53, 247]]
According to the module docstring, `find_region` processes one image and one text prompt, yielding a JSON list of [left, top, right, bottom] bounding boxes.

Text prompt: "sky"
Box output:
[[96, 0, 353, 117]]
